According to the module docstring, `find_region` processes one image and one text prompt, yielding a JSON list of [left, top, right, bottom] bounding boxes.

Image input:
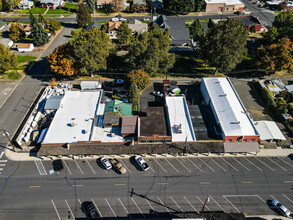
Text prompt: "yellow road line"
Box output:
[[115, 184, 127, 186], [157, 183, 168, 185], [199, 182, 211, 184], [242, 181, 253, 184], [284, 181, 293, 183], [72, 185, 84, 187], [29, 186, 41, 188]]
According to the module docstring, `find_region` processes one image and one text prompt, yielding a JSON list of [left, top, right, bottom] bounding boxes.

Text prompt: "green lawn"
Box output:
[[17, 55, 37, 63], [200, 19, 208, 22], [21, 7, 72, 15], [21, 8, 46, 14], [46, 9, 72, 14], [63, 3, 78, 10]]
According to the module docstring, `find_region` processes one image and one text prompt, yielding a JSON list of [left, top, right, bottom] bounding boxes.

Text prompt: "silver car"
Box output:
[[271, 200, 291, 217], [100, 157, 112, 170]]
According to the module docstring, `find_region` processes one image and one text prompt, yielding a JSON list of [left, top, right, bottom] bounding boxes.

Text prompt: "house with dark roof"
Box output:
[[229, 15, 265, 32], [133, 0, 146, 5], [152, 0, 163, 10], [153, 15, 190, 46], [86, 22, 103, 32], [121, 116, 138, 137], [138, 107, 171, 143]]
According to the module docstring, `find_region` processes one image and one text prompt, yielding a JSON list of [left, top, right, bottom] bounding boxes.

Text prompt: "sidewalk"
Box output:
[[5, 146, 293, 161]]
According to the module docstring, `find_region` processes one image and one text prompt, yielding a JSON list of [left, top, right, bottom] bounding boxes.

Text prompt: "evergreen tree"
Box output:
[[166, 0, 193, 15], [207, 18, 215, 29], [2, 0, 11, 11], [29, 11, 37, 26], [199, 18, 248, 74], [86, 0, 95, 13], [117, 21, 132, 46], [38, 13, 46, 25], [189, 19, 204, 37], [128, 82, 140, 105], [76, 3, 92, 27], [31, 19, 49, 46], [194, 0, 205, 11]]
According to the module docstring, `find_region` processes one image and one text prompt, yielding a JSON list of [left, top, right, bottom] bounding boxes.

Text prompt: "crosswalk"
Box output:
[[0, 151, 7, 175], [34, 160, 48, 175]]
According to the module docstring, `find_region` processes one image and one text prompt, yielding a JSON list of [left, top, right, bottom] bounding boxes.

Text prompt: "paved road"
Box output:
[[0, 156, 292, 219]]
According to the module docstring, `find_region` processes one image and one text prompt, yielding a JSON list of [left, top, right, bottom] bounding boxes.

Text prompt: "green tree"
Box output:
[[46, 18, 62, 33], [127, 69, 151, 91], [194, 0, 205, 11], [249, 24, 256, 33], [199, 18, 248, 74], [126, 24, 175, 75], [131, 3, 140, 12], [117, 21, 132, 46], [261, 27, 279, 45], [128, 82, 140, 105], [31, 18, 49, 46], [38, 13, 46, 25], [29, 10, 36, 25], [207, 18, 215, 29], [189, 19, 203, 37], [86, 0, 95, 13], [166, 0, 193, 15], [256, 38, 293, 72], [9, 23, 26, 43], [71, 27, 113, 75], [0, 43, 17, 74], [1, 0, 11, 11], [102, 3, 113, 14], [76, 3, 92, 27]]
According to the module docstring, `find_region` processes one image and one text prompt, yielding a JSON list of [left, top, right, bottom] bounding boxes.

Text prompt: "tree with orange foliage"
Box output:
[[256, 38, 293, 72], [47, 43, 76, 76], [127, 69, 151, 91]]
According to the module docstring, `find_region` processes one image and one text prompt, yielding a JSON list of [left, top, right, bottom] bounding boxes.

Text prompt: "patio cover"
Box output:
[[254, 120, 286, 141]]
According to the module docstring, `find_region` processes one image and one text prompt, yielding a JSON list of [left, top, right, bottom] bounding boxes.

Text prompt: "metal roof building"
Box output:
[[201, 77, 259, 143], [254, 120, 286, 141]]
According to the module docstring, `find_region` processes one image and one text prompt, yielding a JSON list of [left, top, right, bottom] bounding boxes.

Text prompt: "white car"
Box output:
[[100, 157, 112, 170], [111, 17, 119, 22], [119, 18, 127, 21], [143, 18, 149, 21], [134, 156, 149, 171]]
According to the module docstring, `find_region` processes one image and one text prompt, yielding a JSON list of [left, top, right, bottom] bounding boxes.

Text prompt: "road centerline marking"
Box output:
[[72, 184, 84, 187], [200, 182, 211, 184], [157, 182, 168, 185], [284, 181, 293, 183], [241, 181, 253, 184], [115, 183, 127, 186], [29, 186, 41, 188]]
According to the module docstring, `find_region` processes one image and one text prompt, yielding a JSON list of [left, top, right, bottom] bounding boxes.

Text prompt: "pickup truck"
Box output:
[[110, 158, 127, 174]]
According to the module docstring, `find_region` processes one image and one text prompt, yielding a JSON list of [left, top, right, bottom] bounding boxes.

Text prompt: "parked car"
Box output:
[[99, 157, 112, 170], [119, 17, 127, 21], [271, 200, 291, 217], [143, 18, 150, 21], [110, 158, 127, 174], [81, 201, 99, 220], [152, 91, 164, 97], [52, 159, 63, 171], [111, 17, 120, 22], [133, 155, 149, 171]]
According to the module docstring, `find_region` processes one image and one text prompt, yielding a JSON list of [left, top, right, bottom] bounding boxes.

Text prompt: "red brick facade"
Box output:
[[224, 135, 259, 143]]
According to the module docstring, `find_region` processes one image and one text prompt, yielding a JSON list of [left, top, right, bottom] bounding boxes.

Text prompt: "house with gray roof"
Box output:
[[128, 19, 148, 34], [86, 22, 103, 32]]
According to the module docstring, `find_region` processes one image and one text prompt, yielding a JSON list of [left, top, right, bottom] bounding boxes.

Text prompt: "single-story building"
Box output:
[[104, 99, 132, 116], [201, 77, 259, 142], [204, 0, 245, 13], [38, 0, 64, 9], [121, 116, 138, 137], [80, 81, 101, 90], [19, 0, 34, 9], [17, 43, 34, 52], [254, 120, 286, 142], [108, 21, 122, 39], [229, 15, 265, 32], [0, 38, 13, 48], [128, 19, 148, 34], [133, 0, 146, 5], [138, 107, 171, 143], [103, 112, 120, 128]]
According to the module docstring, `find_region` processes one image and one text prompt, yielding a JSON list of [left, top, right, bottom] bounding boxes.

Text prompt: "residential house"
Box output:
[[108, 21, 122, 39], [17, 43, 34, 52], [266, 0, 293, 10], [152, 0, 163, 10], [128, 19, 148, 34], [23, 25, 31, 36], [229, 15, 265, 32], [204, 0, 245, 13], [154, 15, 190, 46], [38, 0, 64, 9], [19, 0, 34, 9], [104, 99, 132, 116], [96, 0, 129, 9], [85, 22, 103, 32]]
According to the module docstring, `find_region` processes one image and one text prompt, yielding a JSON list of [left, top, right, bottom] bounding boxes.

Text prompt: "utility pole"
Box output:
[[201, 195, 210, 214]]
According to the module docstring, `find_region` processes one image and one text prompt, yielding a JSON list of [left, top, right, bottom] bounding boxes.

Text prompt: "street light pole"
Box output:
[[201, 195, 210, 214], [1, 129, 16, 151]]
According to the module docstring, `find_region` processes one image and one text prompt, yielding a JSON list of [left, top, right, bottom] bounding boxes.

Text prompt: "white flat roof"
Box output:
[[205, 0, 243, 5], [165, 96, 196, 142], [43, 90, 102, 144], [203, 77, 258, 137], [254, 120, 286, 141]]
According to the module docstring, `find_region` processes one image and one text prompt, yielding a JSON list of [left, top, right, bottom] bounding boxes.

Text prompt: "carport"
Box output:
[[254, 120, 286, 142]]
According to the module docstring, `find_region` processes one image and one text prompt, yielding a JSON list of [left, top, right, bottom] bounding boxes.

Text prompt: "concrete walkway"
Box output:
[[5, 146, 293, 161]]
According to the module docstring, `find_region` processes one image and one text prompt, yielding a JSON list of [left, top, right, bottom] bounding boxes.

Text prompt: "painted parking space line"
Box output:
[[63, 160, 72, 175], [120, 160, 131, 173], [118, 198, 130, 217], [157, 196, 170, 213], [154, 160, 167, 173], [183, 196, 197, 212], [176, 158, 191, 173], [34, 160, 48, 175], [278, 157, 293, 168], [51, 199, 61, 220], [170, 196, 183, 212], [165, 159, 179, 173], [266, 157, 287, 171], [223, 196, 240, 213], [0, 164, 5, 166], [243, 158, 263, 171], [221, 158, 239, 172], [255, 157, 275, 171], [187, 158, 204, 172], [92, 198, 103, 218], [145, 199, 159, 217], [131, 197, 145, 217], [210, 196, 226, 212], [78, 199, 81, 205], [211, 158, 227, 172], [196, 196, 210, 211], [232, 158, 251, 172], [105, 198, 116, 217], [65, 199, 75, 219], [86, 159, 96, 174], [283, 194, 293, 204], [74, 160, 84, 174], [199, 158, 215, 172], [270, 195, 277, 200]]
